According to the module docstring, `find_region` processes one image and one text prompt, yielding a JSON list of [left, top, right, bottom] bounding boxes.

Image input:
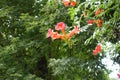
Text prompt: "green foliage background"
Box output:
[[0, 0, 120, 80]]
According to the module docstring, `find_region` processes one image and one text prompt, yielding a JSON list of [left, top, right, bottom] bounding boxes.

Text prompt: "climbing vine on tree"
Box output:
[[0, 0, 120, 80]]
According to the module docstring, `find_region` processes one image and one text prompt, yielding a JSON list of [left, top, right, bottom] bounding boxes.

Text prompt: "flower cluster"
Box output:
[[62, 0, 76, 7], [47, 22, 80, 41], [46, 4, 103, 55], [87, 19, 102, 27], [87, 8, 103, 27], [92, 45, 101, 55]]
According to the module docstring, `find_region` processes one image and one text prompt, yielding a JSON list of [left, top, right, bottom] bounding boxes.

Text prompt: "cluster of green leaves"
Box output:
[[0, 0, 119, 80]]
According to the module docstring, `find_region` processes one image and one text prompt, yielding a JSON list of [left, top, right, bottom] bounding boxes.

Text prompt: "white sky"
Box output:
[[102, 42, 120, 79], [102, 57, 120, 79]]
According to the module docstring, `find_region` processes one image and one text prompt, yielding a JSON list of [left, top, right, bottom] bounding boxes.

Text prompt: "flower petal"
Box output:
[[55, 22, 65, 31]]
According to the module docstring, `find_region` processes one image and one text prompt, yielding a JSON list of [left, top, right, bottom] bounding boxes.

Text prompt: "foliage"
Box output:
[[0, 0, 119, 80]]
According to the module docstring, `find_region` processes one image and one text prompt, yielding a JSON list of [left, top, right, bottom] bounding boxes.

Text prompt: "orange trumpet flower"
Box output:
[[62, 0, 70, 7], [70, 1, 76, 7], [67, 26, 80, 38], [92, 45, 101, 55]]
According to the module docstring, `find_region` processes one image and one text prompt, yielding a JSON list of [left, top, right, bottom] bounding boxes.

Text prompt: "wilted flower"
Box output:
[[95, 8, 102, 16]]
